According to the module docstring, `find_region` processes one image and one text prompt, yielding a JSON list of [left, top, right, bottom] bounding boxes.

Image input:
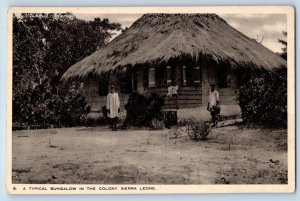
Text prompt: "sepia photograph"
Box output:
[[6, 7, 295, 194]]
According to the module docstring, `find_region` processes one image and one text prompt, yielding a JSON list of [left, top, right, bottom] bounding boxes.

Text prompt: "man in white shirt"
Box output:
[[207, 83, 220, 127], [106, 85, 120, 131]]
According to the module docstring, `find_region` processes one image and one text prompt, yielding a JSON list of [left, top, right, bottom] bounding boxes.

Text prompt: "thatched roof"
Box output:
[[62, 13, 286, 81]]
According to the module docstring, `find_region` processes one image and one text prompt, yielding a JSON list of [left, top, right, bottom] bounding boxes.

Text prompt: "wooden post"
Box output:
[[149, 67, 155, 87], [182, 66, 187, 86]]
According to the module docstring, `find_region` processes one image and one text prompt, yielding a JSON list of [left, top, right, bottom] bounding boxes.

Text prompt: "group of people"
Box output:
[[105, 83, 220, 131]]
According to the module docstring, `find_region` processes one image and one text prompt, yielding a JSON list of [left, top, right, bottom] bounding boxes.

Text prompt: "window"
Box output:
[[217, 66, 228, 88], [171, 66, 177, 85], [186, 66, 194, 86], [183, 66, 195, 86], [98, 79, 108, 96], [156, 66, 167, 86], [120, 72, 135, 94]]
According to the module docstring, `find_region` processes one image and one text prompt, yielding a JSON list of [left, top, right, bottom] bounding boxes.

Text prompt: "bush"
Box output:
[[59, 87, 91, 127], [168, 127, 183, 138], [239, 69, 287, 128], [124, 93, 146, 127], [144, 93, 165, 124], [187, 120, 211, 141], [150, 118, 165, 130], [163, 111, 178, 128], [86, 116, 107, 127], [178, 118, 191, 127], [13, 81, 90, 128], [125, 92, 164, 127]]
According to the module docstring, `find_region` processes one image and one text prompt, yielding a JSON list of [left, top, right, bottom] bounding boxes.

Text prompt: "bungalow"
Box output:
[[62, 14, 286, 121]]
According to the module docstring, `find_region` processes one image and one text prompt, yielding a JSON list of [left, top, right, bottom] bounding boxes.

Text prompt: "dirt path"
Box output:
[[12, 126, 287, 184]]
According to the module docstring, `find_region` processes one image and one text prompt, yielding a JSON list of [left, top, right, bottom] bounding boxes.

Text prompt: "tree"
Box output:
[[13, 13, 121, 127], [13, 13, 121, 92]]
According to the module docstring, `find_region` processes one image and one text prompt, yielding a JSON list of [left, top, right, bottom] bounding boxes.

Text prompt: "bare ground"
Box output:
[[12, 125, 287, 184]]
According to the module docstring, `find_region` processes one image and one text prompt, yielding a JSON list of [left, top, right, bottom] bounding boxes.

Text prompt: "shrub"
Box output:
[[125, 92, 164, 127], [124, 93, 146, 127], [187, 120, 211, 141], [86, 115, 108, 127], [168, 127, 183, 138], [59, 87, 91, 127], [13, 81, 90, 128], [239, 69, 287, 128], [144, 93, 165, 124], [163, 111, 178, 128], [150, 118, 165, 130], [178, 118, 191, 127]]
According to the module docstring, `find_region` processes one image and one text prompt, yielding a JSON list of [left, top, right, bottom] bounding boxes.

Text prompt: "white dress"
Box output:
[[106, 92, 120, 118]]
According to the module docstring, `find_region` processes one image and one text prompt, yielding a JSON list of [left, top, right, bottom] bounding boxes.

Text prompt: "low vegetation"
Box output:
[[125, 93, 164, 127], [239, 68, 287, 128]]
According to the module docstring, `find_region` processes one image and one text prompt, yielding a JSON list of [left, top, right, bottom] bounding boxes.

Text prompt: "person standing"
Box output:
[[106, 85, 120, 131], [207, 83, 220, 127]]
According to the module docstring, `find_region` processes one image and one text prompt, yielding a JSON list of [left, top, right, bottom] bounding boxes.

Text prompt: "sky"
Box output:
[[75, 13, 287, 53]]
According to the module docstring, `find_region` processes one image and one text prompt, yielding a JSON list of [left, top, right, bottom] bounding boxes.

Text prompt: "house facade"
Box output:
[[62, 13, 286, 121], [83, 59, 241, 120]]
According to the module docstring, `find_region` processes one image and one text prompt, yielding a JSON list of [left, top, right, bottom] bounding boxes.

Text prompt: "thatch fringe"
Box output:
[[62, 13, 286, 81]]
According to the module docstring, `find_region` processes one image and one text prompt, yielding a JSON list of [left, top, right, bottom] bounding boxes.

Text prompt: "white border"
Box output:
[[6, 6, 295, 194]]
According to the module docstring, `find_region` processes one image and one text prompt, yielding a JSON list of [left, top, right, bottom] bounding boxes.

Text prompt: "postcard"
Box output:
[[6, 6, 295, 194]]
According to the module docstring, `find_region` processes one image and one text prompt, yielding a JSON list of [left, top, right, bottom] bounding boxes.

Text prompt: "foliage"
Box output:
[[144, 93, 165, 125], [125, 93, 164, 127], [13, 13, 120, 128], [168, 127, 183, 139], [239, 69, 287, 128], [186, 120, 211, 141], [124, 93, 146, 127], [13, 13, 121, 91], [178, 118, 191, 127], [163, 111, 178, 128], [59, 86, 91, 127], [150, 118, 165, 130], [13, 81, 90, 128]]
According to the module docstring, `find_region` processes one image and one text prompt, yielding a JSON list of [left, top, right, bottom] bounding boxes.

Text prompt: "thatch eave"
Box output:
[[62, 13, 287, 82]]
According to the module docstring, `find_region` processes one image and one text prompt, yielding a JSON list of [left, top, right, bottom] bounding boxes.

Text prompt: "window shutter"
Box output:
[[148, 67, 155, 87], [182, 66, 187, 86], [227, 68, 232, 88], [167, 66, 172, 85], [194, 66, 201, 86]]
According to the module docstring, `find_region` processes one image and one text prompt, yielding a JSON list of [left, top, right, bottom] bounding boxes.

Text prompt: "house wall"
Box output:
[[145, 63, 239, 110], [145, 65, 202, 109], [83, 78, 129, 112], [145, 86, 202, 109], [82, 62, 241, 121], [201, 62, 239, 106], [190, 62, 241, 121]]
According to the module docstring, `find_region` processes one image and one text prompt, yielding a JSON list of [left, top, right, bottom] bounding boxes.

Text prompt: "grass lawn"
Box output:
[[12, 125, 287, 184]]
